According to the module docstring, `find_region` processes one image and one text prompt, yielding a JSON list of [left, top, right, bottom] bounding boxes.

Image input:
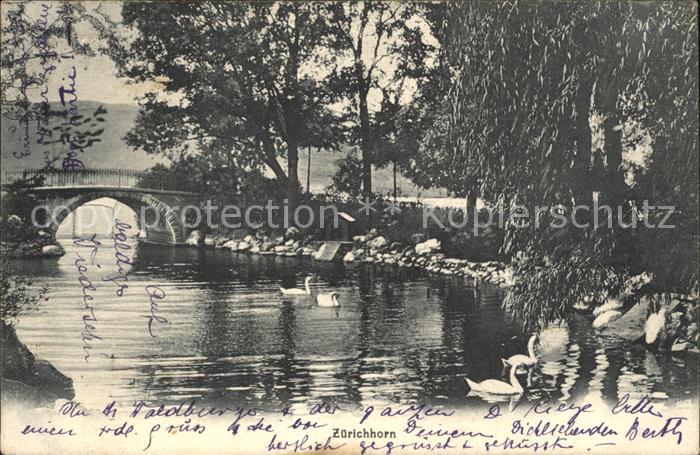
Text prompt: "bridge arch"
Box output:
[[40, 190, 186, 245], [55, 199, 134, 238], [3, 169, 199, 245]]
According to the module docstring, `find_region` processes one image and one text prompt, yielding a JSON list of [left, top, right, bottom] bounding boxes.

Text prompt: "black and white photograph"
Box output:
[[1, 1, 698, 454]]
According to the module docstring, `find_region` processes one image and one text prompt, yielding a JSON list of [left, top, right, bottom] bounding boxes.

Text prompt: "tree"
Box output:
[[372, 87, 402, 200], [372, 84, 420, 201], [324, 1, 435, 197], [1, 257, 47, 326], [415, 2, 698, 328], [1, 1, 108, 168], [108, 2, 338, 208], [326, 149, 364, 201]]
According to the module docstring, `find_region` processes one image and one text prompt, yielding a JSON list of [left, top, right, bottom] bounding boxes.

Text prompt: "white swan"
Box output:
[[466, 362, 524, 395], [501, 335, 537, 373], [592, 310, 623, 329], [316, 291, 340, 307], [592, 295, 623, 317], [280, 276, 312, 295], [645, 309, 666, 345]]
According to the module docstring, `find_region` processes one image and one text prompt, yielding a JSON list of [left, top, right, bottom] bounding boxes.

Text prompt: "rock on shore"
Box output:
[[193, 225, 513, 287], [343, 233, 512, 288], [191, 227, 320, 258], [0, 240, 64, 259], [1, 322, 74, 408]]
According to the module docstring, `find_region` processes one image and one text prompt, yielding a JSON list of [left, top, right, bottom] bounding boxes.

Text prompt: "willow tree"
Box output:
[[415, 2, 698, 328], [108, 2, 338, 207]]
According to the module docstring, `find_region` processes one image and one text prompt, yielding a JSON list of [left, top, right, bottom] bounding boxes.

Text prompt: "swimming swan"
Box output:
[[466, 362, 524, 395], [501, 335, 537, 373], [280, 276, 312, 295], [316, 291, 340, 307]]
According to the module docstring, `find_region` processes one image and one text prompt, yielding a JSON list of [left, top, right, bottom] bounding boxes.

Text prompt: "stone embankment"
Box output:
[[186, 226, 318, 257], [186, 227, 513, 288], [0, 240, 64, 259], [341, 229, 513, 288]]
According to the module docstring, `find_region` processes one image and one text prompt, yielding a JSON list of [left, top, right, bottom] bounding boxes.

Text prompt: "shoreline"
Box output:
[[185, 228, 698, 355], [186, 227, 513, 288], [0, 240, 64, 260], [0, 322, 74, 409], [7, 228, 696, 356]]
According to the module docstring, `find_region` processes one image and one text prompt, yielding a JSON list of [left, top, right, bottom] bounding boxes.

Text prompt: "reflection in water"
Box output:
[[11, 239, 699, 409], [587, 348, 609, 403], [560, 343, 580, 402], [533, 326, 571, 401], [55, 198, 139, 239]]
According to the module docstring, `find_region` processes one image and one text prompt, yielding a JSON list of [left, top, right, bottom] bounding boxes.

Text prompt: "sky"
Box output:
[[14, 1, 161, 105], [2, 1, 448, 196], [3, 1, 646, 191], [14, 1, 432, 109]]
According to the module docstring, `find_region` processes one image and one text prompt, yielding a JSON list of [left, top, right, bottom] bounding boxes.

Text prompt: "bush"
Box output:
[[372, 203, 503, 260], [0, 257, 47, 326], [326, 149, 364, 200]]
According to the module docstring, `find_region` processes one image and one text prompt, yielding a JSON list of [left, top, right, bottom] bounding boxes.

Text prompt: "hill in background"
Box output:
[[1, 101, 161, 171], [1, 101, 447, 197]]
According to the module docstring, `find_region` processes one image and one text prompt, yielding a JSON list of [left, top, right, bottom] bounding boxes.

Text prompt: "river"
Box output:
[[10, 237, 698, 410]]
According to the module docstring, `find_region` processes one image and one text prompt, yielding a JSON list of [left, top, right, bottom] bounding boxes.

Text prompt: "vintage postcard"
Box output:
[[1, 1, 698, 454]]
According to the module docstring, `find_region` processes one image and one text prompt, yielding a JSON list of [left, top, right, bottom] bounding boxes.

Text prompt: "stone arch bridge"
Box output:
[[2, 169, 200, 245]]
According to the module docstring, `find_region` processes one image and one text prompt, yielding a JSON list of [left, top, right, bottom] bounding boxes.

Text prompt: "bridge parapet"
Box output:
[[2, 169, 196, 195]]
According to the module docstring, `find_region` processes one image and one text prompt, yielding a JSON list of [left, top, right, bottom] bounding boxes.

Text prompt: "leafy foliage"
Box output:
[[0, 174, 53, 244], [108, 2, 341, 205], [323, 1, 438, 196], [140, 157, 285, 207], [326, 149, 364, 201], [0, 257, 47, 326], [1, 2, 110, 166], [412, 2, 698, 328]]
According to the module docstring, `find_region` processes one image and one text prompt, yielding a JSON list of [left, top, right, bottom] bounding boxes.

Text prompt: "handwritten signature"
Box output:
[[102, 219, 133, 297], [143, 285, 168, 337], [74, 235, 103, 363], [15, 397, 692, 453]]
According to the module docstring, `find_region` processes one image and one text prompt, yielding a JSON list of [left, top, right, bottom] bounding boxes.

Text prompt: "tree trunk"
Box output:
[[262, 137, 288, 184], [306, 146, 311, 194], [573, 77, 594, 193], [392, 160, 397, 202], [466, 190, 477, 211], [287, 140, 299, 209], [602, 111, 626, 202], [359, 85, 372, 197], [596, 74, 627, 207], [572, 76, 595, 226], [466, 190, 478, 223]]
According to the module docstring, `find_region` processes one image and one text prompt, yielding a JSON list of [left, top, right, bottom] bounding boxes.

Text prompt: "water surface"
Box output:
[[12, 238, 698, 410]]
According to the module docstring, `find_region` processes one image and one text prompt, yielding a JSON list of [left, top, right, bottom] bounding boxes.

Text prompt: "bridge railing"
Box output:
[[2, 169, 196, 193]]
